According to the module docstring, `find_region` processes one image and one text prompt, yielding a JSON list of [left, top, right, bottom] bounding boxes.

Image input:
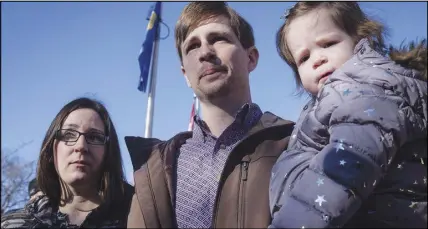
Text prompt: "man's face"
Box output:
[[180, 15, 258, 101]]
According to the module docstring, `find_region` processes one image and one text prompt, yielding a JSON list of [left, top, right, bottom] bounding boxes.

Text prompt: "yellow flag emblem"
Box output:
[[147, 11, 157, 30]]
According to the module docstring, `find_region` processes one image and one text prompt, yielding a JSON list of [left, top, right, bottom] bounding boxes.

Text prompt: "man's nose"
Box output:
[[199, 43, 216, 62]]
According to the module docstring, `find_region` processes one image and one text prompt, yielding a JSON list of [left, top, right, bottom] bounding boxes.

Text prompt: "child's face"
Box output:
[[286, 8, 355, 95]]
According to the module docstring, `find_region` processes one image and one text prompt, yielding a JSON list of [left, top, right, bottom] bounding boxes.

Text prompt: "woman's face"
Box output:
[[54, 108, 107, 187]]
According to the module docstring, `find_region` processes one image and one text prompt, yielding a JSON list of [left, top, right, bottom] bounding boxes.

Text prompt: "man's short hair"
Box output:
[[175, 2, 255, 63]]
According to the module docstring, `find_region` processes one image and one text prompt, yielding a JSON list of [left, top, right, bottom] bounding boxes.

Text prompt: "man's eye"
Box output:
[[212, 36, 227, 43], [186, 43, 199, 53]]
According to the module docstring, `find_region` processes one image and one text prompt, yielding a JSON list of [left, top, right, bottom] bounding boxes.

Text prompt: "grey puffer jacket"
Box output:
[[269, 38, 427, 228]]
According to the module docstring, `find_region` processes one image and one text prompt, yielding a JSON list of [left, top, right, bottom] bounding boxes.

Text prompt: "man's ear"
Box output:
[[247, 46, 259, 72], [181, 66, 191, 87]]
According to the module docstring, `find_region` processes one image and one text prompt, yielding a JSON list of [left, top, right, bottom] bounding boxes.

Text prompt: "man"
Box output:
[[126, 2, 294, 228]]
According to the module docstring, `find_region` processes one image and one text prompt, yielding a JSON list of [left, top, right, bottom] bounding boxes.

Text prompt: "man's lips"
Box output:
[[203, 69, 219, 76], [200, 66, 227, 79]]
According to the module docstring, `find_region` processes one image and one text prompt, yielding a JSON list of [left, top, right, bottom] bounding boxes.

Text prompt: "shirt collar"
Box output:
[[193, 103, 263, 139]]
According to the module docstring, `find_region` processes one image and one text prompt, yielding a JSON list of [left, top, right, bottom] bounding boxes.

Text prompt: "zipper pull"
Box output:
[[242, 162, 249, 181]]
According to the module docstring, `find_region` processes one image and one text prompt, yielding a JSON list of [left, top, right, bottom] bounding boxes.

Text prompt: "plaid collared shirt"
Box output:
[[175, 103, 263, 228]]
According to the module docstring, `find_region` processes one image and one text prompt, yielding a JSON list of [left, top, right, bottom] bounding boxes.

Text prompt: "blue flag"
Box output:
[[138, 2, 162, 93]]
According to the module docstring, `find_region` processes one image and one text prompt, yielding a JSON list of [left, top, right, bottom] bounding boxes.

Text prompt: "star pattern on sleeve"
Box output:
[[322, 215, 331, 222], [288, 86, 428, 228], [334, 143, 345, 152], [364, 108, 375, 117], [343, 88, 351, 96], [316, 178, 324, 186], [409, 202, 417, 208], [315, 195, 327, 207]]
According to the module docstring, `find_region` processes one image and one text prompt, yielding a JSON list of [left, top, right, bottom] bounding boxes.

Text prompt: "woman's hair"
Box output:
[[36, 97, 126, 207], [278, 2, 427, 94]]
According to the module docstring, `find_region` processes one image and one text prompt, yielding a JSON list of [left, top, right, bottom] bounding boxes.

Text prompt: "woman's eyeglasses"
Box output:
[[55, 129, 108, 145]]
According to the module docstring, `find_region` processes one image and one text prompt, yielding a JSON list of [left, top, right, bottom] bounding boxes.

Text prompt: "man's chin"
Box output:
[[198, 83, 231, 101]]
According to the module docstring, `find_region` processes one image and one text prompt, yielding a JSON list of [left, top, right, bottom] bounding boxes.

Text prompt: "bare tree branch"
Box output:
[[1, 141, 36, 214]]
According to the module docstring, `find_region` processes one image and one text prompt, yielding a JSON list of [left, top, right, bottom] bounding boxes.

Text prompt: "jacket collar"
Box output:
[[125, 112, 294, 172]]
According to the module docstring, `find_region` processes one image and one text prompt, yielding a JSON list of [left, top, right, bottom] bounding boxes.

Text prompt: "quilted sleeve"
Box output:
[[269, 79, 422, 228]]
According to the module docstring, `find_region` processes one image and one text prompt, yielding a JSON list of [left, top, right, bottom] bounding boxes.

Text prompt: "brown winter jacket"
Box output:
[[125, 112, 294, 228]]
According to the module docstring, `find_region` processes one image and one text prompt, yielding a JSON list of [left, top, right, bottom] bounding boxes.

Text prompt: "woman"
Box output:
[[1, 97, 134, 228]]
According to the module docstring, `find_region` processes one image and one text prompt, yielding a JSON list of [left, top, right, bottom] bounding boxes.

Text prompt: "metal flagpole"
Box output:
[[188, 94, 196, 131], [144, 4, 162, 138], [194, 94, 200, 118]]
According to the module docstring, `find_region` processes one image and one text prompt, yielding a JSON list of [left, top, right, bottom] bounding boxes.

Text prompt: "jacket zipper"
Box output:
[[242, 161, 249, 181], [210, 133, 255, 227], [238, 161, 249, 228]]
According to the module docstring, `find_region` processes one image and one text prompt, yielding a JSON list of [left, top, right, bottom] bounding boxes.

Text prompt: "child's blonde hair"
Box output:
[[277, 2, 426, 94]]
